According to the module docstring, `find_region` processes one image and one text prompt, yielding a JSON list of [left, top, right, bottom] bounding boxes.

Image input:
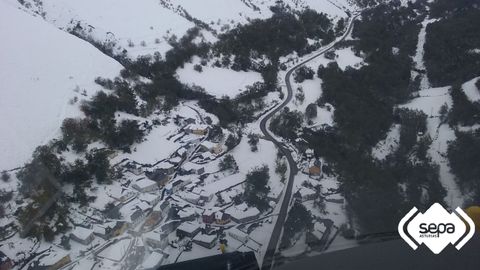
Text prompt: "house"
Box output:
[[129, 209, 146, 227], [107, 185, 135, 203], [183, 192, 201, 204], [182, 162, 205, 175], [141, 251, 164, 270], [176, 147, 188, 158], [183, 118, 196, 125], [125, 162, 143, 176], [145, 230, 168, 249], [304, 159, 322, 177], [176, 222, 201, 238], [228, 228, 249, 243], [160, 220, 181, 235], [146, 169, 171, 186], [186, 124, 208, 135], [93, 221, 117, 240], [300, 187, 317, 201], [0, 251, 13, 270], [225, 203, 260, 223], [295, 187, 317, 202], [139, 193, 161, 206], [155, 161, 176, 175], [215, 192, 232, 207], [308, 165, 322, 176], [193, 233, 217, 249], [156, 199, 171, 213], [199, 151, 215, 161], [165, 179, 192, 195], [177, 207, 197, 221], [202, 209, 216, 224], [215, 212, 231, 225], [306, 222, 330, 247], [199, 141, 223, 154], [113, 222, 129, 237], [70, 226, 95, 245], [132, 179, 159, 193], [305, 149, 314, 158], [192, 188, 214, 203]]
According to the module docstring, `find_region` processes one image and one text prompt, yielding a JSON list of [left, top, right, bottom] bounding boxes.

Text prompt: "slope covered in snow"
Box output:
[[16, 0, 356, 60], [0, 0, 123, 170]]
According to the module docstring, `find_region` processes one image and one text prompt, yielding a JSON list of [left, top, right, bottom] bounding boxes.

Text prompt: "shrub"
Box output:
[[1, 171, 10, 182], [269, 108, 303, 140], [244, 165, 270, 211], [247, 133, 260, 152], [293, 66, 315, 83], [219, 154, 238, 171], [305, 103, 318, 119], [193, 64, 203, 72]]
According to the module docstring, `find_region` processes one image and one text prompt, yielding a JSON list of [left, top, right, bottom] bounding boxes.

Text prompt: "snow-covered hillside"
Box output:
[[0, 0, 123, 170], [15, 0, 356, 60]]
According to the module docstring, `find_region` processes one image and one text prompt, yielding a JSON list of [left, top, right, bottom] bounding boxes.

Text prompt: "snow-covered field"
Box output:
[[399, 86, 464, 207], [372, 124, 401, 160], [177, 57, 263, 98], [0, 0, 122, 170], [462, 76, 480, 102]]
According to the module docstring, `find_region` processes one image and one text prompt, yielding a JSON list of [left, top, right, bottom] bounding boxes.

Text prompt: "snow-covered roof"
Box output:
[[177, 221, 200, 234], [170, 156, 182, 164], [183, 162, 204, 171], [139, 193, 159, 204], [133, 179, 158, 189], [71, 226, 93, 241], [200, 152, 215, 159], [225, 204, 260, 220], [314, 222, 327, 233], [155, 161, 175, 169], [299, 187, 316, 197], [93, 221, 116, 235], [187, 124, 209, 130], [311, 222, 327, 240], [178, 208, 197, 219], [136, 201, 153, 211], [183, 192, 200, 201], [200, 141, 217, 149], [193, 233, 216, 243], [106, 184, 134, 199], [177, 147, 187, 156]]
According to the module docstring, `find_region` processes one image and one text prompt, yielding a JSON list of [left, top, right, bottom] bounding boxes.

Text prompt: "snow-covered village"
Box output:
[[1, 0, 480, 269]]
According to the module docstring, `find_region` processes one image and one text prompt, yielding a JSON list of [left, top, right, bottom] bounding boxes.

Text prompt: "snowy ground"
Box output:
[[176, 57, 263, 99], [372, 124, 401, 160], [399, 86, 464, 207], [411, 18, 435, 90], [15, 0, 355, 60], [462, 76, 480, 102], [0, 0, 122, 170]]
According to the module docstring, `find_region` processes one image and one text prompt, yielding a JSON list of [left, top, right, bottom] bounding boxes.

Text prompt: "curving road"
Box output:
[[259, 13, 359, 270]]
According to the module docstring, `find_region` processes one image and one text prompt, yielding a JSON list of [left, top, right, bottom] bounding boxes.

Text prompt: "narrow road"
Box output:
[[259, 13, 359, 270]]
